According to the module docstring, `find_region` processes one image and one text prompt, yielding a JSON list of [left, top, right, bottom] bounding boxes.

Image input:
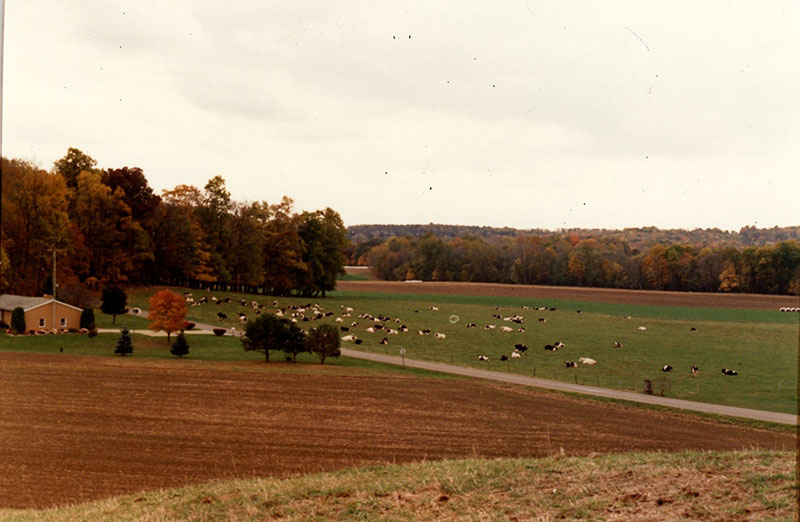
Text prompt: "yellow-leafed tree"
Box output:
[[148, 290, 187, 344]]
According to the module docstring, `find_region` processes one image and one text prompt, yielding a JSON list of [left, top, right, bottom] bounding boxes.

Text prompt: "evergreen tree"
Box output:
[[80, 307, 96, 330], [115, 327, 133, 356], [171, 332, 190, 358], [11, 307, 26, 334]]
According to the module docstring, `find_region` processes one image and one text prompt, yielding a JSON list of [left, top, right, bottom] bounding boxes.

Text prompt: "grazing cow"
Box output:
[[400, 325, 409, 332], [518, 327, 525, 333], [612, 341, 622, 348], [366, 327, 375, 333], [386, 329, 399, 335], [340, 326, 350, 332], [578, 357, 597, 365], [351, 321, 359, 327], [515, 344, 528, 352], [538, 318, 547, 322], [554, 341, 565, 348], [500, 326, 513, 332], [623, 315, 631, 319], [217, 312, 227, 320], [335, 317, 343, 323], [434, 333, 446, 339], [544, 344, 557, 351], [465, 323, 477, 328], [132, 307, 141, 315], [239, 299, 247, 306], [484, 324, 496, 330], [564, 361, 578, 368], [380, 337, 389, 345], [637, 326, 647, 331], [477, 355, 489, 362], [418, 329, 430, 336], [690, 365, 699, 378], [662, 365, 673, 372], [239, 315, 248, 324], [430, 306, 439, 311], [549, 307, 556, 311], [500, 354, 509, 361], [576, 310, 582, 314], [354, 339, 363, 345], [341, 335, 355, 342], [722, 368, 738, 376], [690, 327, 697, 331], [511, 351, 521, 358]]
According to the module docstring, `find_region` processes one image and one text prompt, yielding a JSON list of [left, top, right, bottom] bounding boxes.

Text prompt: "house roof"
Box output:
[[0, 294, 83, 313]]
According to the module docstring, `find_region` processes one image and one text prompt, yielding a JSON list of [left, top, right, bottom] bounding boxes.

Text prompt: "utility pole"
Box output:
[[52, 249, 57, 329]]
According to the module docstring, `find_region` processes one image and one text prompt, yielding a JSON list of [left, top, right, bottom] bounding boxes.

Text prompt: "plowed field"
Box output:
[[1, 353, 793, 509], [336, 280, 798, 310]]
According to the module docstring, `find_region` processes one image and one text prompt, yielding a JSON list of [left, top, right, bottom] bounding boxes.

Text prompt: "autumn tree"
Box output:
[[148, 290, 188, 343], [1, 158, 70, 295], [101, 286, 128, 324], [70, 171, 150, 282], [241, 313, 306, 362], [307, 323, 341, 364], [718, 261, 740, 292]]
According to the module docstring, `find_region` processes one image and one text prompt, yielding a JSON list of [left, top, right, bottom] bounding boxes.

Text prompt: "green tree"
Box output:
[[307, 323, 341, 364], [115, 327, 133, 356], [53, 147, 97, 188], [11, 307, 26, 334], [241, 313, 306, 362], [297, 208, 348, 296], [171, 332, 190, 358], [101, 286, 128, 324], [80, 307, 96, 329]]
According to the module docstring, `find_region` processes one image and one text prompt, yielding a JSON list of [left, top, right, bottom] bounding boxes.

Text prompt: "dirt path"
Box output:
[[1, 352, 794, 509], [337, 281, 800, 310], [341, 348, 798, 425]]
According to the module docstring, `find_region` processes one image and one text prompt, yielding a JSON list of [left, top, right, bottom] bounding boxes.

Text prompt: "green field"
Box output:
[[3, 286, 797, 414], [2, 450, 795, 521]]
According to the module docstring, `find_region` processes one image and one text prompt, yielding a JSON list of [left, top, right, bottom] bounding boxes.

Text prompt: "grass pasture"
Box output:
[[2, 450, 795, 521], [3, 285, 797, 414], [121, 286, 799, 414]]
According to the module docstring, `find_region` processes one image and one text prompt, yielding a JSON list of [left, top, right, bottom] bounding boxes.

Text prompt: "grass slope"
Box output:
[[2, 450, 795, 521]]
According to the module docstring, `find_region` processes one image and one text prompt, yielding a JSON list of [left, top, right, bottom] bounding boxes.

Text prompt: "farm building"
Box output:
[[0, 294, 83, 331]]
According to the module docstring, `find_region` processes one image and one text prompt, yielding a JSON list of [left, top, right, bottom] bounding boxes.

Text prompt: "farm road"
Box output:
[[341, 348, 798, 425]]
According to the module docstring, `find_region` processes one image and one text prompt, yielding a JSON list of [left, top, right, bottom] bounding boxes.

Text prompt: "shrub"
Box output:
[[307, 323, 341, 364], [80, 307, 96, 330], [11, 307, 26, 334], [184, 321, 196, 330], [213, 328, 226, 336], [87, 328, 98, 338]]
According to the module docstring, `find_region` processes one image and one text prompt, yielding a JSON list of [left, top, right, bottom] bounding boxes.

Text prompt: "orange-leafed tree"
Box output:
[[148, 290, 187, 344]]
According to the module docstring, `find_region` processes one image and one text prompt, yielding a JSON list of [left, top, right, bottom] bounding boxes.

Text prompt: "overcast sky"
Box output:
[[3, 2, 798, 231]]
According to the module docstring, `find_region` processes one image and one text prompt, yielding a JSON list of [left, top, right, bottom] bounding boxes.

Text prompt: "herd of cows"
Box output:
[[171, 290, 749, 379]]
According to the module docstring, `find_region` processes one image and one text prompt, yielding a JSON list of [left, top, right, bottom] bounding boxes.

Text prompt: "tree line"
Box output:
[[1, 148, 347, 302], [362, 234, 800, 295]]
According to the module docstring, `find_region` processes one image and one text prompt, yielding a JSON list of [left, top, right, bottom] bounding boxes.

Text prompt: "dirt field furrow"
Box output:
[[0, 352, 794, 509]]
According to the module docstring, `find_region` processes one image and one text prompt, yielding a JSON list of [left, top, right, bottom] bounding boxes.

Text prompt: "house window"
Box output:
[[60, 317, 67, 327], [39, 318, 45, 328]]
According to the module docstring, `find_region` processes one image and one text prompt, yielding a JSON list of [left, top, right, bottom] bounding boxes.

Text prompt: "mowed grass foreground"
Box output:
[[1, 450, 795, 521]]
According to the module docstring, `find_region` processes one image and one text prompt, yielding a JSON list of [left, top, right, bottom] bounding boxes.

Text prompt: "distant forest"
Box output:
[[1, 149, 347, 302], [346, 224, 800, 295]]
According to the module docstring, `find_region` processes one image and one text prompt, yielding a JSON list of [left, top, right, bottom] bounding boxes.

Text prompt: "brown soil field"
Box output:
[[337, 280, 800, 310], [1, 353, 794, 509]]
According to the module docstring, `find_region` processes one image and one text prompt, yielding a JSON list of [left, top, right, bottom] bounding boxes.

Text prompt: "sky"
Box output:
[[2, 1, 799, 231]]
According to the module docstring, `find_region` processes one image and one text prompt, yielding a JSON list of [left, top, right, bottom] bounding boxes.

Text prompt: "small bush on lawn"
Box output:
[[213, 328, 226, 336], [171, 332, 190, 358], [184, 321, 196, 331]]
